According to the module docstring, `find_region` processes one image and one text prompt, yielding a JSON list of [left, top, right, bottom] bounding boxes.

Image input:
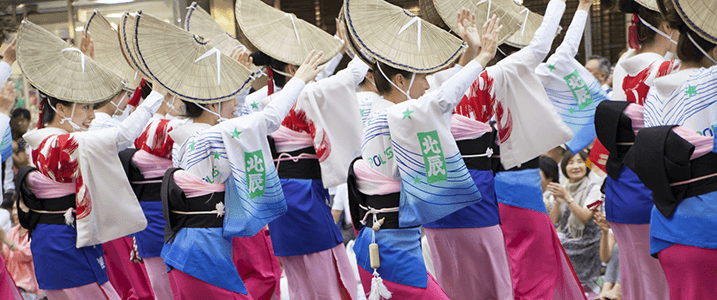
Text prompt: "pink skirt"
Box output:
[[658, 244, 717, 300], [45, 281, 120, 300], [0, 256, 22, 300], [424, 226, 513, 300], [358, 265, 449, 299], [498, 203, 585, 300], [103, 237, 154, 300], [142, 257, 173, 300], [232, 228, 281, 300], [609, 222, 670, 300], [168, 269, 253, 300], [280, 244, 357, 300]]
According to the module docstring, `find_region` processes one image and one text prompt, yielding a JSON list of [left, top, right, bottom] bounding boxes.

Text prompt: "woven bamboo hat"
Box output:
[[338, 5, 376, 67], [185, 3, 248, 58], [235, 0, 342, 66], [130, 11, 258, 104], [344, 0, 465, 74], [635, 0, 660, 12], [672, 0, 717, 44], [85, 11, 141, 92], [420, 0, 448, 29], [118, 13, 151, 81], [494, 0, 544, 48], [16, 20, 123, 104], [433, 0, 522, 45]]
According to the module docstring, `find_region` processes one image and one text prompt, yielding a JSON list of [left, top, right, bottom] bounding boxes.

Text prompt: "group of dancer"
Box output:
[[0, 0, 714, 299]]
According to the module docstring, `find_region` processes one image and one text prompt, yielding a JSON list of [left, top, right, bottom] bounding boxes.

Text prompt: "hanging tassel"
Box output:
[[628, 14, 641, 50], [130, 237, 143, 263], [368, 270, 392, 300], [36, 98, 45, 129], [128, 85, 142, 108], [267, 67, 275, 96], [64, 208, 75, 227]]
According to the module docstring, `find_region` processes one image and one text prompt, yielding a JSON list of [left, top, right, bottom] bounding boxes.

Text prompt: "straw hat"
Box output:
[[420, 0, 448, 29], [16, 20, 123, 104], [635, 0, 660, 12], [118, 13, 151, 81], [338, 5, 377, 68], [494, 0, 544, 48], [185, 3, 247, 58], [344, 0, 465, 74], [433, 0, 522, 45], [129, 12, 258, 104], [85, 11, 141, 91], [235, 0, 342, 66], [672, 0, 717, 44]]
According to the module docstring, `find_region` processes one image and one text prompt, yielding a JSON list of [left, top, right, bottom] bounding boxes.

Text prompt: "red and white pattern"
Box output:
[[455, 72, 514, 143], [135, 118, 176, 159]]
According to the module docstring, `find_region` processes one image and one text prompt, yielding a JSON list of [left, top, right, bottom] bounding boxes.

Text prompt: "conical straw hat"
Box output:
[[131, 12, 258, 104], [118, 13, 151, 81], [420, 0, 448, 29], [85, 11, 141, 91], [235, 0, 342, 66], [338, 4, 376, 67], [433, 0, 522, 45], [16, 20, 123, 104], [185, 3, 247, 57], [672, 0, 717, 44], [635, 0, 660, 12], [344, 0, 465, 74], [497, 0, 544, 48]]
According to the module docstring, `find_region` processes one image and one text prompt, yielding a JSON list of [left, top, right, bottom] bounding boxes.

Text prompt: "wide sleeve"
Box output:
[[554, 10, 588, 58], [0, 62, 11, 85], [260, 78, 306, 133], [425, 60, 484, 115], [113, 91, 164, 150], [315, 52, 344, 82], [583, 183, 603, 209], [522, 0, 567, 66]]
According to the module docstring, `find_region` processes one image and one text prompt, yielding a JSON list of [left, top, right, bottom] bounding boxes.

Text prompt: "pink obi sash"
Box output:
[[133, 150, 174, 179], [450, 114, 493, 141], [353, 159, 400, 195], [173, 170, 225, 198]]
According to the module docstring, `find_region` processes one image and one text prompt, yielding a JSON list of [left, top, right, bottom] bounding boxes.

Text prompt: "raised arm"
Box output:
[[0, 38, 16, 85], [114, 86, 166, 149], [554, 0, 592, 57], [525, 0, 567, 65]]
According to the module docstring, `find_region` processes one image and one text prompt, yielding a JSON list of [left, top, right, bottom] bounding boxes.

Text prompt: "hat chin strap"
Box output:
[[110, 92, 128, 116], [48, 102, 85, 132], [194, 102, 228, 123], [638, 16, 678, 45], [164, 95, 182, 116], [686, 32, 717, 66], [376, 63, 415, 101]]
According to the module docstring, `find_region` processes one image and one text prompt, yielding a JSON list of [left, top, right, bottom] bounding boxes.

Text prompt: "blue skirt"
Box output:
[[494, 168, 546, 214], [604, 166, 653, 224], [268, 178, 343, 256], [160, 227, 248, 295], [354, 227, 427, 288], [650, 190, 717, 256], [31, 224, 108, 290], [424, 169, 500, 229], [134, 201, 165, 258]]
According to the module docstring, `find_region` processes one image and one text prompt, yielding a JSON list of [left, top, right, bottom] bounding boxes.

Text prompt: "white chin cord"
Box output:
[[686, 32, 717, 65], [111, 92, 128, 116], [164, 95, 182, 116], [48, 102, 85, 132], [194, 101, 228, 123], [638, 16, 678, 45], [376, 63, 415, 101]]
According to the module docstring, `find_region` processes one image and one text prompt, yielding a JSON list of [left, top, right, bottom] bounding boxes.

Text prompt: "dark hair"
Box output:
[[372, 62, 413, 96], [10, 108, 30, 140], [587, 55, 611, 77], [496, 44, 521, 62], [39, 92, 72, 128], [11, 108, 30, 121], [659, 0, 717, 64], [251, 51, 289, 88], [539, 156, 560, 183], [619, 1, 666, 47], [560, 150, 591, 179], [183, 99, 205, 119]]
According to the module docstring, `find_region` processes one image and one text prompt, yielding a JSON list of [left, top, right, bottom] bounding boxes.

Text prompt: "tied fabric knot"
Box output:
[[285, 14, 301, 45], [195, 47, 222, 84], [398, 16, 422, 52], [369, 271, 392, 300], [62, 48, 86, 73], [64, 207, 75, 227], [273, 152, 318, 171], [215, 202, 225, 218]]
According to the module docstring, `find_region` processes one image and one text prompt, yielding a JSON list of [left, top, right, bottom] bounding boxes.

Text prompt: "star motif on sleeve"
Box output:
[[360, 109, 365, 116], [685, 85, 698, 98], [231, 128, 242, 139], [213, 152, 221, 159], [189, 141, 196, 151], [251, 102, 259, 109], [402, 108, 414, 120], [413, 176, 421, 184], [569, 108, 575, 114], [547, 64, 556, 72]]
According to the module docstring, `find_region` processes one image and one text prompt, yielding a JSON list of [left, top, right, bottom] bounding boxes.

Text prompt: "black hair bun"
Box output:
[[619, 0, 641, 14]]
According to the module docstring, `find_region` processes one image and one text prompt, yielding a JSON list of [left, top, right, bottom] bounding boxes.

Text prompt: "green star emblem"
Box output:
[[402, 108, 414, 120], [569, 108, 575, 114], [547, 64, 556, 72], [251, 102, 259, 109], [413, 176, 421, 184], [685, 85, 698, 98], [213, 152, 221, 159], [360, 109, 365, 116], [231, 128, 242, 139], [189, 141, 196, 151]]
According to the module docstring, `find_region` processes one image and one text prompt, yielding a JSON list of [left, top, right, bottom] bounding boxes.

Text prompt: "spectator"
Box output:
[[548, 150, 603, 293], [539, 155, 560, 212], [595, 211, 622, 300], [2, 202, 44, 300], [585, 55, 612, 93], [10, 108, 29, 142]]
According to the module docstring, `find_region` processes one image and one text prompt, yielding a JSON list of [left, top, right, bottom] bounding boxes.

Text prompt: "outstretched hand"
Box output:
[[2, 38, 16, 66], [230, 47, 253, 69], [0, 82, 16, 116], [335, 18, 348, 55], [475, 15, 502, 67], [294, 50, 325, 84], [457, 8, 480, 51], [578, 0, 593, 11], [80, 31, 95, 60]]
